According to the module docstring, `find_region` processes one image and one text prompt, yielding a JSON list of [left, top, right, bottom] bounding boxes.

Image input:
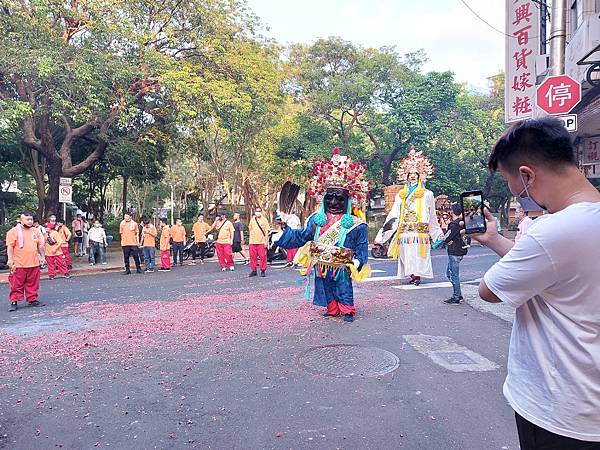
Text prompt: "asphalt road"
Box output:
[[0, 248, 519, 450]]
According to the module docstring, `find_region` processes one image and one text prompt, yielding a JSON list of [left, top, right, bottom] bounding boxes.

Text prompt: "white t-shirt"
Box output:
[[484, 202, 600, 442]]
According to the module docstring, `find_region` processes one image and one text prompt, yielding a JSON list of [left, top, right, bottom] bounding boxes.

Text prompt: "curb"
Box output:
[[0, 265, 124, 284]]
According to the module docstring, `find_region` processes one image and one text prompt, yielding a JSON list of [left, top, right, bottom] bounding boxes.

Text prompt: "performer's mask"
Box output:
[[324, 188, 349, 215]]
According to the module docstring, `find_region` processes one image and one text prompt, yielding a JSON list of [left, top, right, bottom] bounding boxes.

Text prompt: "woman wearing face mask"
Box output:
[[87, 220, 108, 265]]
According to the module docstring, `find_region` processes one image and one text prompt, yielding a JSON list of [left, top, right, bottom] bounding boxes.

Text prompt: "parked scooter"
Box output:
[[182, 234, 216, 260], [372, 217, 398, 258], [267, 229, 287, 264]]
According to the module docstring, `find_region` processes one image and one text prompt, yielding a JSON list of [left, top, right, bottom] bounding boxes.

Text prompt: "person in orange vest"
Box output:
[[158, 218, 172, 271], [44, 222, 70, 279], [140, 216, 158, 273], [56, 218, 73, 270], [6, 212, 46, 312], [248, 207, 271, 277], [214, 213, 235, 271], [120, 212, 143, 274], [170, 218, 186, 267], [190, 214, 211, 265]]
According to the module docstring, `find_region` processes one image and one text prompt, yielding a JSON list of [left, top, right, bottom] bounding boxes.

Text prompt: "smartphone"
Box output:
[[460, 190, 487, 234]]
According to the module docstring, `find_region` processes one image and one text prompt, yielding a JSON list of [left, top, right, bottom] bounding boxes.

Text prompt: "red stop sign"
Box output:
[[536, 75, 581, 115]]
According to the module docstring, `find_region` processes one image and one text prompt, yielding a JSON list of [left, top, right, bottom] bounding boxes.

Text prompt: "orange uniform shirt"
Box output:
[[6, 225, 44, 268], [141, 224, 157, 247], [59, 226, 72, 248], [192, 222, 212, 243], [159, 226, 171, 251], [171, 224, 186, 243], [248, 216, 270, 245], [45, 229, 65, 257], [216, 220, 235, 244], [120, 220, 139, 246]]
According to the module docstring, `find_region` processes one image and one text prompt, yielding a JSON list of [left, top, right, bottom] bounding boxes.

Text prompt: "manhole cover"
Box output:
[[434, 351, 476, 365], [298, 345, 399, 378]]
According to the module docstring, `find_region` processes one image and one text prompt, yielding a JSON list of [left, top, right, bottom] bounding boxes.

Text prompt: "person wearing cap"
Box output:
[[248, 207, 270, 277], [45, 222, 70, 279], [6, 212, 46, 311], [120, 212, 143, 274], [214, 214, 235, 271]]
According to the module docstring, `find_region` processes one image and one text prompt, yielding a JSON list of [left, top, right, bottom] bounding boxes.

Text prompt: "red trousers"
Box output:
[[160, 250, 171, 269], [287, 247, 298, 263], [61, 246, 72, 267], [215, 243, 234, 268], [249, 244, 267, 272], [327, 300, 356, 316], [8, 266, 41, 303], [47, 255, 68, 277]]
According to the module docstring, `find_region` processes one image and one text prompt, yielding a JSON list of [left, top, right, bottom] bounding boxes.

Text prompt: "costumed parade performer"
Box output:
[[383, 147, 444, 285], [276, 148, 371, 322]]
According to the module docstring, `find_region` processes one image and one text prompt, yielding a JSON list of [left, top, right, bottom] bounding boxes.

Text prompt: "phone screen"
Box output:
[[461, 192, 486, 234]]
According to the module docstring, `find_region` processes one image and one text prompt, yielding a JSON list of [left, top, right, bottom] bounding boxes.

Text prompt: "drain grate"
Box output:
[[299, 345, 399, 378]]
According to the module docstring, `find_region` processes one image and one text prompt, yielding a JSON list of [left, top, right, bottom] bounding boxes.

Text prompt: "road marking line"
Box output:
[[370, 269, 386, 273], [392, 282, 452, 290], [363, 276, 400, 282], [403, 334, 499, 372]]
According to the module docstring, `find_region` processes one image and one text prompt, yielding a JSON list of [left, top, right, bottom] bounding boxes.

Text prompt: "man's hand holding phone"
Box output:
[[461, 208, 514, 258]]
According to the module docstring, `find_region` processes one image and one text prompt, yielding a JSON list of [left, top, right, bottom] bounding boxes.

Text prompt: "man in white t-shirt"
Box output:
[[473, 118, 600, 449]]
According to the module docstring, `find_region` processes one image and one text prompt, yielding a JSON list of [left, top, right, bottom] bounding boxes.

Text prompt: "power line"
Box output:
[[458, 0, 547, 41], [458, 0, 513, 37]]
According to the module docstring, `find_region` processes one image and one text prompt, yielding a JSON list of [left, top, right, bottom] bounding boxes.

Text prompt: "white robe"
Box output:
[[385, 188, 444, 278]]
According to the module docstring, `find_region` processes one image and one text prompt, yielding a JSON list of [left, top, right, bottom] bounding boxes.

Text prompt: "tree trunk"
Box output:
[[381, 162, 393, 187], [122, 175, 128, 217], [44, 158, 62, 219]]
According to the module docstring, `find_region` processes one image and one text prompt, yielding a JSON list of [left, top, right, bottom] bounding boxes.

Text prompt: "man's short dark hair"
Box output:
[[488, 117, 576, 173], [160, 218, 168, 224], [143, 217, 150, 225], [451, 204, 462, 216]]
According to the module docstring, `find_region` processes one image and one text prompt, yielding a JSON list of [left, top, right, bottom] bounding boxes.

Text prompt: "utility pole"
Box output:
[[549, 0, 567, 75]]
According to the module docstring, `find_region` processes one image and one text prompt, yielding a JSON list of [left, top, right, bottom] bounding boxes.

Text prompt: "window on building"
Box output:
[[571, 0, 584, 31]]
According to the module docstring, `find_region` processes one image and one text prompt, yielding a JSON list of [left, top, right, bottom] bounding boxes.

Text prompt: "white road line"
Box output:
[[392, 282, 452, 290], [363, 275, 400, 282], [370, 269, 386, 273]]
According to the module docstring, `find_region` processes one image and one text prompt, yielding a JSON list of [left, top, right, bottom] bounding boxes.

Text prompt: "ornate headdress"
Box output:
[[397, 146, 434, 182], [309, 148, 371, 207]]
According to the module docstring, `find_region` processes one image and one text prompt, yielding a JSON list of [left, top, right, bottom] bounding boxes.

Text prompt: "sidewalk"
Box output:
[[0, 246, 124, 284]]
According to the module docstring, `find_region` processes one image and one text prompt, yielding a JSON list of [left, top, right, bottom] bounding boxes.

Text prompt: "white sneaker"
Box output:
[[102, 262, 107, 265], [221, 267, 227, 272], [229, 266, 235, 271], [90, 263, 94, 266]]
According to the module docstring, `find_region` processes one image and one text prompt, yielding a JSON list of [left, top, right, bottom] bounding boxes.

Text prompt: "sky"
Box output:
[[246, 0, 506, 92]]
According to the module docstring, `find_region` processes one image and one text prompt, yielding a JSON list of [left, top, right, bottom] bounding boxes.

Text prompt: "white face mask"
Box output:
[[94, 224, 101, 228], [255, 212, 262, 218]]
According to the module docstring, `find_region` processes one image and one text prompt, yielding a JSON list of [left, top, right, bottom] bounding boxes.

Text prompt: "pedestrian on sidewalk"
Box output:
[[171, 218, 186, 267], [248, 207, 270, 278], [56, 219, 73, 270], [214, 214, 235, 271], [6, 212, 45, 312], [476, 118, 600, 449], [81, 216, 90, 256], [190, 214, 211, 265], [513, 205, 533, 243], [232, 213, 249, 265], [120, 212, 143, 275], [88, 219, 108, 265], [33, 217, 47, 267], [158, 218, 172, 271], [72, 214, 85, 257], [442, 204, 467, 304], [44, 222, 70, 279], [140, 217, 157, 272]]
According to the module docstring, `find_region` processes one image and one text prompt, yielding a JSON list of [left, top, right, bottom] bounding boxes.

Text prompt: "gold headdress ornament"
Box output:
[[309, 148, 371, 208], [397, 146, 435, 182]]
